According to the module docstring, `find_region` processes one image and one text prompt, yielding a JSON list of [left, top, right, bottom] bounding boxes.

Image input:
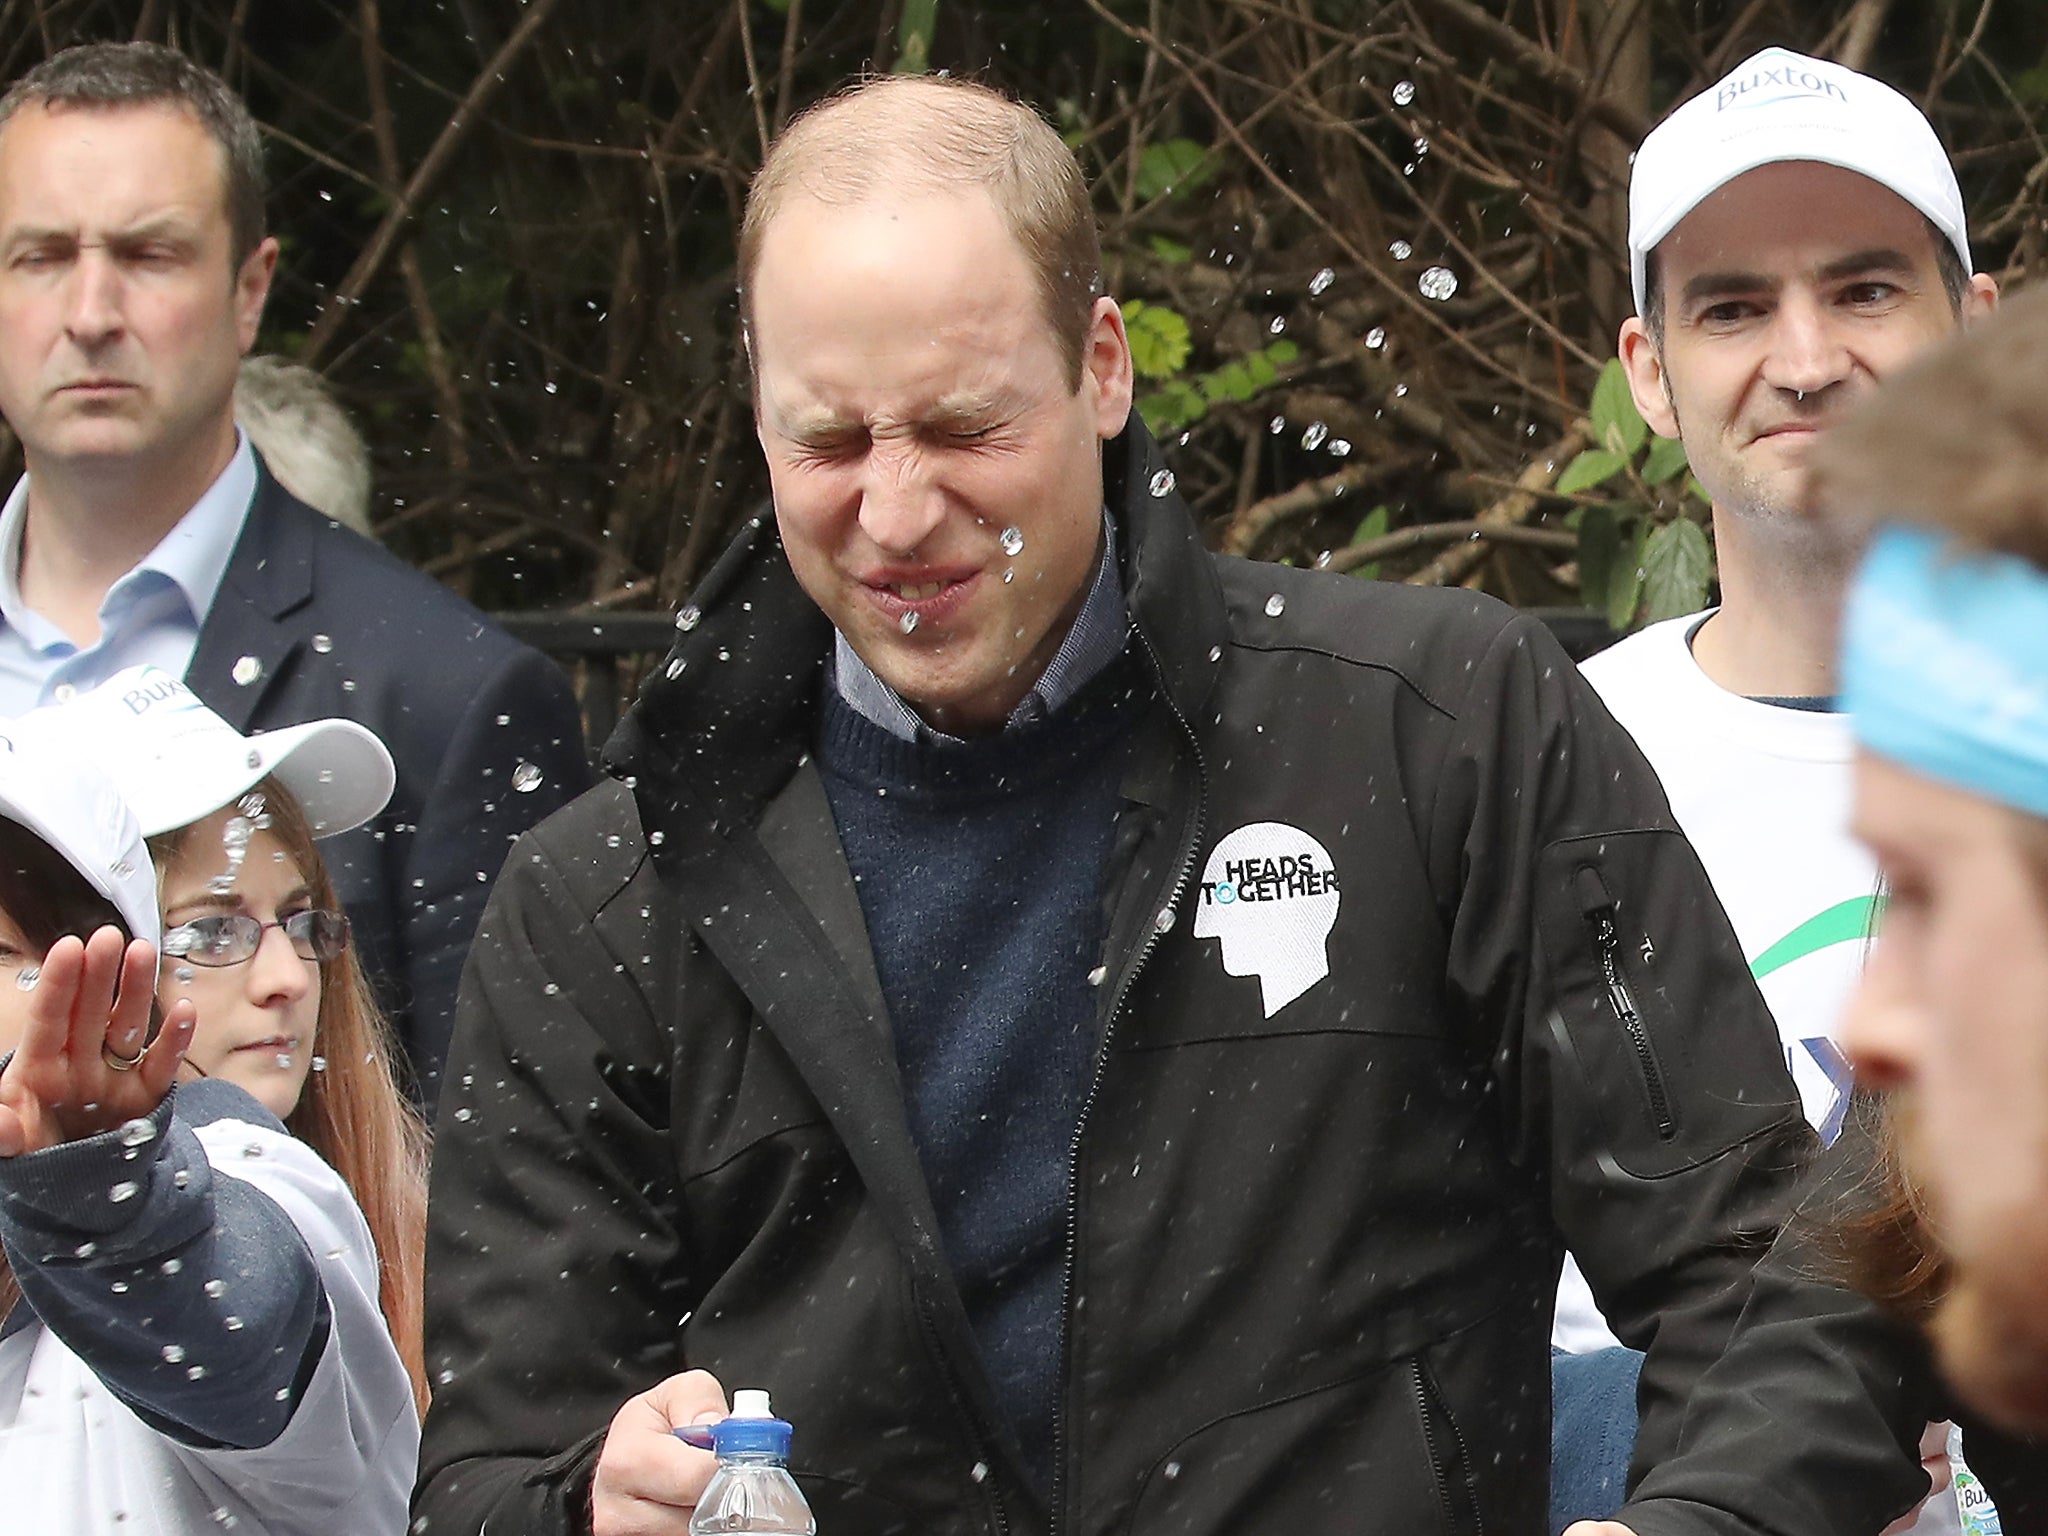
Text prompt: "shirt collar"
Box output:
[[0, 431, 257, 630], [833, 508, 1128, 743]]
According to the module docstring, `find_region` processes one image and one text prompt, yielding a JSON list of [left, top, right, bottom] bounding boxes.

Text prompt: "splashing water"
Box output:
[[1149, 469, 1176, 497], [1365, 327, 1387, 350], [511, 761, 543, 794], [1308, 267, 1335, 297], [1301, 422, 1329, 451], [1392, 79, 1416, 106], [1265, 593, 1287, 617], [1418, 266, 1459, 301], [311, 634, 334, 655], [15, 966, 37, 991], [209, 815, 255, 895], [999, 526, 1025, 556], [1389, 239, 1413, 261], [899, 610, 921, 635]]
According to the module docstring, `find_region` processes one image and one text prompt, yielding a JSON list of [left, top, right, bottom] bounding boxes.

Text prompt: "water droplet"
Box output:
[[675, 605, 702, 632], [1265, 592, 1288, 617], [1392, 79, 1416, 106], [186, 1364, 208, 1380], [204, 1278, 228, 1298], [310, 633, 334, 655], [15, 966, 37, 991], [970, 1461, 990, 1484], [1153, 906, 1176, 935], [118, 1118, 156, 1147], [1086, 965, 1107, 987], [1308, 266, 1335, 297], [511, 761, 543, 794], [1389, 239, 1413, 261], [74, 1241, 98, 1259], [665, 657, 685, 679], [1165, 1459, 1184, 1480], [223, 1315, 244, 1331], [543, 982, 561, 996], [1394, 382, 1410, 397], [1330, 439, 1354, 457], [1268, 415, 1286, 435], [1148, 469, 1176, 497], [898, 610, 920, 634], [453, 1106, 474, 1123], [1002, 570, 1015, 584], [231, 655, 262, 687], [648, 830, 666, 846], [1301, 422, 1328, 451], [310, 1054, 327, 1073], [109, 857, 134, 880], [1365, 327, 1386, 350], [1418, 266, 1459, 301], [174, 966, 195, 983], [998, 526, 1025, 556], [1413, 136, 1430, 156], [1207, 645, 1222, 662], [108, 1180, 138, 1203], [161, 1344, 186, 1363]]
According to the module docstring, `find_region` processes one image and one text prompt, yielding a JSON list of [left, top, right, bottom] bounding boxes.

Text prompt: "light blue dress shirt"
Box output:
[[834, 511, 1129, 742], [0, 432, 257, 715]]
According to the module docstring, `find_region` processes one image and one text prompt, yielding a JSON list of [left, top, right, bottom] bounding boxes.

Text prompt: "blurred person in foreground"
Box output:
[[420, 73, 1902, 1536], [0, 42, 592, 1100], [1555, 46, 1997, 1530], [235, 356, 374, 537], [1807, 280, 2048, 1439]]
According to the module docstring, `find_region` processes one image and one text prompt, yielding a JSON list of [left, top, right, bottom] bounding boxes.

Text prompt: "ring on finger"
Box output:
[[101, 1040, 146, 1072]]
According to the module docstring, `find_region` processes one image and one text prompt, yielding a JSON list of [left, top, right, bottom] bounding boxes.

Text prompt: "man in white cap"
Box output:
[[1553, 44, 2000, 1533]]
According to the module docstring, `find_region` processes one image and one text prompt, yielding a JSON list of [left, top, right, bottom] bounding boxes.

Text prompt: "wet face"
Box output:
[[0, 101, 275, 481], [1843, 754, 2048, 1429], [749, 187, 1133, 736], [158, 808, 321, 1120], [1619, 162, 1990, 529]]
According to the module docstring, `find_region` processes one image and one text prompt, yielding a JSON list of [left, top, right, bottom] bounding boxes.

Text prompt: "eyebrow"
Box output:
[[1679, 248, 1923, 309], [0, 214, 201, 250], [165, 882, 315, 921]]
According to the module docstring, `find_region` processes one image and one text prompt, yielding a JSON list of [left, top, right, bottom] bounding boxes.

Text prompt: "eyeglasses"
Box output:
[[161, 910, 351, 969]]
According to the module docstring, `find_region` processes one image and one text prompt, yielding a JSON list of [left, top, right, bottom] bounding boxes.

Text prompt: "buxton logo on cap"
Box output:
[[119, 675, 198, 716], [1717, 62, 1848, 113]]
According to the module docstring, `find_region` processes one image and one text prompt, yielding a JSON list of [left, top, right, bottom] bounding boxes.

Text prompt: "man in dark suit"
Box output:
[[0, 42, 591, 1100]]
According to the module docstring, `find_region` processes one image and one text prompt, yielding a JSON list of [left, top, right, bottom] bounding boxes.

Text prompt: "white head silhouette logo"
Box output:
[[1192, 821, 1341, 1018]]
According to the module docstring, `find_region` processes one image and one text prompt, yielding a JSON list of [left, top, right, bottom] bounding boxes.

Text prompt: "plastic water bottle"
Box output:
[[676, 1388, 817, 1536], [1951, 1423, 2004, 1536]]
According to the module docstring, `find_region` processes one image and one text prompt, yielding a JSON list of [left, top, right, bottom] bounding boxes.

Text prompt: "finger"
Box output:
[[0, 1103, 26, 1158], [139, 999, 196, 1103], [17, 935, 85, 1069], [103, 937, 159, 1064], [73, 926, 130, 1056]]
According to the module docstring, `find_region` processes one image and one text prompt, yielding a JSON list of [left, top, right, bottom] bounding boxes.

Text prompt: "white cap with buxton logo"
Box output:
[[1628, 46, 1970, 316], [23, 666, 395, 841]]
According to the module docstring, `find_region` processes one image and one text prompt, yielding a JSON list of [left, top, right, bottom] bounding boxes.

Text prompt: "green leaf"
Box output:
[[1556, 447, 1627, 498], [1641, 434, 1690, 486], [1264, 338, 1300, 366], [1244, 351, 1277, 389], [1211, 361, 1257, 402], [1637, 518, 1715, 625], [1138, 380, 1207, 434], [1122, 300, 1192, 380], [1351, 503, 1390, 545], [894, 0, 938, 73], [2016, 66, 2048, 105], [1575, 504, 1620, 613], [1589, 359, 1648, 458], [1607, 518, 1650, 632], [1135, 138, 1213, 201], [1685, 474, 1711, 506], [1147, 235, 1193, 265]]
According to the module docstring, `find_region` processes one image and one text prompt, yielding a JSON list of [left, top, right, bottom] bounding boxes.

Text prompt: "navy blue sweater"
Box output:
[[816, 654, 1145, 1490]]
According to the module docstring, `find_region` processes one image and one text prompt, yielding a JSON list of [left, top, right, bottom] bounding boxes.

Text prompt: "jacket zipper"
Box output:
[[1048, 626, 1209, 1534], [1409, 1358, 1482, 1536], [1574, 867, 1676, 1140]]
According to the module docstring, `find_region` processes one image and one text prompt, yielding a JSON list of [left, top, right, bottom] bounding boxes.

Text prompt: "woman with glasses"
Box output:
[[0, 703, 420, 1533]]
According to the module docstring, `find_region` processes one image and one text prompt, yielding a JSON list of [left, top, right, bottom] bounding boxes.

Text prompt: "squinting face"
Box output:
[[1619, 161, 1991, 527], [158, 808, 321, 1120], [0, 100, 275, 479], [1843, 753, 2048, 1429], [749, 188, 1134, 736]]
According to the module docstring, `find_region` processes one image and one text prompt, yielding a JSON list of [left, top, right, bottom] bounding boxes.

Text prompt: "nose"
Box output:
[[1839, 933, 1923, 1093], [856, 441, 946, 557], [63, 247, 125, 349], [245, 922, 314, 1009], [1761, 291, 1851, 401]]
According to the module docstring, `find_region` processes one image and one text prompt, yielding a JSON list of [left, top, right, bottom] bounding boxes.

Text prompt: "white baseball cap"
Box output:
[[1629, 47, 1970, 316], [0, 725, 160, 949], [25, 667, 395, 840]]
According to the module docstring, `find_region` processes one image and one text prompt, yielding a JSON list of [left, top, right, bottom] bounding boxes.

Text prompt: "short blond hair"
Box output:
[[235, 356, 375, 537], [1806, 284, 2048, 569], [738, 75, 1102, 385]]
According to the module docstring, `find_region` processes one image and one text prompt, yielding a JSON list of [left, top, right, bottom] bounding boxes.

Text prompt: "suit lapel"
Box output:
[[184, 467, 316, 730]]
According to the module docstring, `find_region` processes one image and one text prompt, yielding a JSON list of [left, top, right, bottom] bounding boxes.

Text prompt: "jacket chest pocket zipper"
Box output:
[[1574, 866, 1677, 1141]]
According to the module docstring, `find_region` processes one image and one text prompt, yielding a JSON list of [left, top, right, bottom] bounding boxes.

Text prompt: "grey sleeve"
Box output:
[[0, 1077, 329, 1449]]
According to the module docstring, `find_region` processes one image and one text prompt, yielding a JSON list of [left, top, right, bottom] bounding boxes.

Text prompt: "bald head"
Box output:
[[739, 76, 1102, 384]]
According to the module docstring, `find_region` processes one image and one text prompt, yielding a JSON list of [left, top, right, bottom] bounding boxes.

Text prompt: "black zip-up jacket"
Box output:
[[418, 419, 1893, 1536]]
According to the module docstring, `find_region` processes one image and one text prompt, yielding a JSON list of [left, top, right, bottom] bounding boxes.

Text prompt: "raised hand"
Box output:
[[0, 926, 197, 1157], [591, 1369, 729, 1535]]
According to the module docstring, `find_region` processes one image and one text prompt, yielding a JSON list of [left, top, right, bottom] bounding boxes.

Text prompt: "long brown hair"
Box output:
[[152, 779, 431, 1413], [0, 818, 135, 1321]]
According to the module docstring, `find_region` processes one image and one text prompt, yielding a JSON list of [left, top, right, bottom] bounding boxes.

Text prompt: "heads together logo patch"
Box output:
[[1192, 821, 1339, 1018]]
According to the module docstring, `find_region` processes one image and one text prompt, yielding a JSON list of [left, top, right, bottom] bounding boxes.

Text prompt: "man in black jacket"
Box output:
[[0, 43, 591, 1097], [419, 75, 1908, 1536]]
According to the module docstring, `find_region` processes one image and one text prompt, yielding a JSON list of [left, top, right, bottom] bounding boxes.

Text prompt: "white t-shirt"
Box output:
[[1555, 610, 1878, 1354]]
